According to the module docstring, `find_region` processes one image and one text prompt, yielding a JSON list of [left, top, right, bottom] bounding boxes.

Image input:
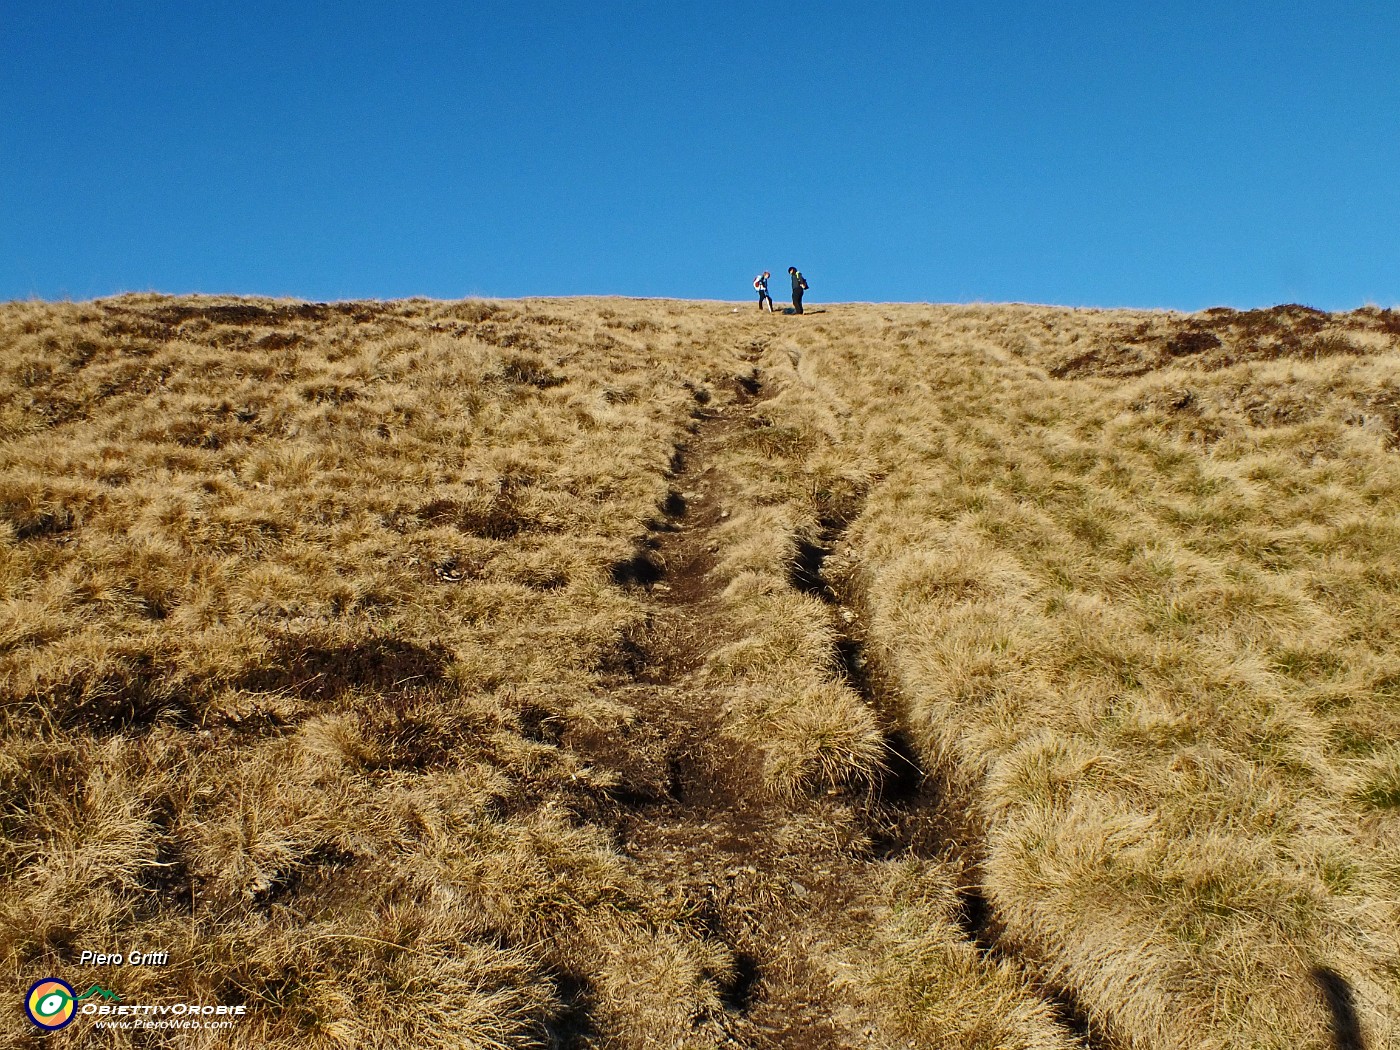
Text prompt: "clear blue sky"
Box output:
[[4, 1, 1397, 309]]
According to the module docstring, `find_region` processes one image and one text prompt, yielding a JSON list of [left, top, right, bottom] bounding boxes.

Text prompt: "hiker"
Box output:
[[754, 271, 774, 312], [788, 267, 808, 314]]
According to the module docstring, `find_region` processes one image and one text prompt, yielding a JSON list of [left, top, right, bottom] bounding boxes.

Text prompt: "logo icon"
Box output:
[[24, 980, 120, 1031], [25, 978, 77, 1031]]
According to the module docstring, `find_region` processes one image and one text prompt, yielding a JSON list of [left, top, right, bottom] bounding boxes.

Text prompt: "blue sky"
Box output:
[[4, 1, 1397, 309]]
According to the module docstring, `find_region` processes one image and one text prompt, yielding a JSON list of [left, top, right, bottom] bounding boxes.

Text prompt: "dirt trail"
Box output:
[[561, 361, 945, 1049]]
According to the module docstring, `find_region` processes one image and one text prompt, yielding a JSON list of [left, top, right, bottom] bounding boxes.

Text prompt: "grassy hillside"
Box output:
[[753, 302, 1400, 1049], [2, 294, 1397, 1048]]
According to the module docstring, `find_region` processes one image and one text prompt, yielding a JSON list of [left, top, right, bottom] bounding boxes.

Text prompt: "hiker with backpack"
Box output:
[[788, 267, 808, 314], [754, 271, 774, 312]]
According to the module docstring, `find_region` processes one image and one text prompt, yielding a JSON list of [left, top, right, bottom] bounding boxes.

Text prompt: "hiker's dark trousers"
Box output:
[[792, 289, 804, 314], [758, 292, 773, 311]]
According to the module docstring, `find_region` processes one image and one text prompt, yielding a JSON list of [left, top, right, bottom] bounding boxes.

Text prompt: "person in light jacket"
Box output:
[[753, 271, 774, 312]]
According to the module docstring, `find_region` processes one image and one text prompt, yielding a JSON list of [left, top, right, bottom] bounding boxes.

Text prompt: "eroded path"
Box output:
[[604, 380, 879, 1048], [566, 353, 1083, 1049]]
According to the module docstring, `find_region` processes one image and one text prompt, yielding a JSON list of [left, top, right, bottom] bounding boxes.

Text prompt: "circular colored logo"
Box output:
[[26, 978, 77, 1031]]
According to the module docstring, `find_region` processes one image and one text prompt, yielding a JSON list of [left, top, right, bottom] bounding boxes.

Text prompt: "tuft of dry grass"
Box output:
[[857, 860, 1083, 1050]]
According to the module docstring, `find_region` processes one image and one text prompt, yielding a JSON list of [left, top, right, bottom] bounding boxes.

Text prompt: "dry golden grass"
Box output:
[[857, 859, 1081, 1050], [700, 402, 887, 796], [5, 292, 1399, 1048], [0, 294, 760, 1047], [746, 301, 1400, 1049]]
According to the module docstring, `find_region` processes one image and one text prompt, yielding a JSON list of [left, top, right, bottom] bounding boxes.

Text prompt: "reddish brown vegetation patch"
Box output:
[[1050, 303, 1399, 379]]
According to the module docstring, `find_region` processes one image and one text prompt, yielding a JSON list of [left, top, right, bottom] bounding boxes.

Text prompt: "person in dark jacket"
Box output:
[[753, 271, 774, 312], [788, 267, 808, 314]]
